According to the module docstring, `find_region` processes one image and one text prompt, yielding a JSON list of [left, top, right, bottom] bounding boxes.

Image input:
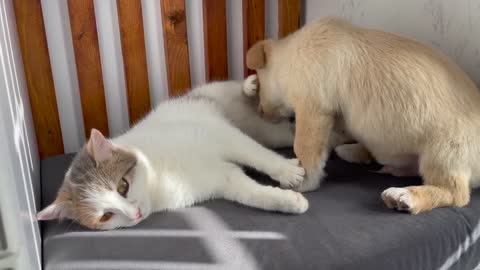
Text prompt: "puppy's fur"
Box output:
[[246, 17, 480, 214]]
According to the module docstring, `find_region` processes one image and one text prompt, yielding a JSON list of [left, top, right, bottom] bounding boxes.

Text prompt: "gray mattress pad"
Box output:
[[40, 150, 480, 270]]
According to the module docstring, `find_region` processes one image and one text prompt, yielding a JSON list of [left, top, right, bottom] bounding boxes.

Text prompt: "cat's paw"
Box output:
[[381, 187, 418, 214], [279, 190, 309, 214], [243, 74, 258, 97], [274, 159, 305, 189]]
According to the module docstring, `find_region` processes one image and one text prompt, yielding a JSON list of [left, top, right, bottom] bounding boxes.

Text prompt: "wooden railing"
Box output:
[[13, 0, 301, 159]]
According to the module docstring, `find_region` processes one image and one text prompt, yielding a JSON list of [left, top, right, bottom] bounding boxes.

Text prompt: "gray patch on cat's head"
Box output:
[[39, 144, 137, 230], [68, 146, 137, 195], [38, 129, 146, 230]]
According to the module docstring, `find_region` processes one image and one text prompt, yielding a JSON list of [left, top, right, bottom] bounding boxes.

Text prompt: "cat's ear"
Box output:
[[246, 40, 273, 70], [86, 128, 114, 165], [37, 189, 74, 220]]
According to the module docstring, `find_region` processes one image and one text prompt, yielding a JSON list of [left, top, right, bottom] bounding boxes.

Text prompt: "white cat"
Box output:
[[37, 79, 308, 230]]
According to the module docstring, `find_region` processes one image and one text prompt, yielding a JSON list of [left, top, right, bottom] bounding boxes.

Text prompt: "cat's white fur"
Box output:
[[111, 100, 308, 229], [38, 79, 308, 230], [189, 76, 295, 148]]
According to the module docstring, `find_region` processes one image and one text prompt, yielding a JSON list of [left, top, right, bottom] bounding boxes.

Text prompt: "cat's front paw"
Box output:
[[279, 190, 309, 214], [243, 74, 258, 97], [274, 159, 305, 189]]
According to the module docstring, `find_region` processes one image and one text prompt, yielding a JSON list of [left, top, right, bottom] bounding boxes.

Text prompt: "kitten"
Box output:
[[37, 79, 308, 230]]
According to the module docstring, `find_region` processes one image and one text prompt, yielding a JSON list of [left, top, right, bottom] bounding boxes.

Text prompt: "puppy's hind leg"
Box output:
[[334, 143, 372, 164], [382, 146, 470, 214]]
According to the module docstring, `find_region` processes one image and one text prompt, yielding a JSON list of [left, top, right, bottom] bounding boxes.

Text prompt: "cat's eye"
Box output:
[[117, 178, 129, 197], [100, 212, 113, 222]]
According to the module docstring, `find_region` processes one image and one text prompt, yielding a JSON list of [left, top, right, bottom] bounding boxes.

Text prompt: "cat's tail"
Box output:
[[242, 74, 258, 97]]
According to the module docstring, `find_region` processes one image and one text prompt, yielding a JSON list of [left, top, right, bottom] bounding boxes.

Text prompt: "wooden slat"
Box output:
[[117, 0, 151, 125], [160, 0, 191, 97], [242, 0, 265, 77], [68, 0, 109, 137], [278, 0, 301, 38], [13, 0, 64, 158], [202, 0, 228, 81]]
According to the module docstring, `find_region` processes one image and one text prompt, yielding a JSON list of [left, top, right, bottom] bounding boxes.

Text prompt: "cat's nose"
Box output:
[[135, 208, 142, 220]]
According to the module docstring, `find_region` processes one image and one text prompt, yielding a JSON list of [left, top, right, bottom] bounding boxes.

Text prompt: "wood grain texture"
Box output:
[[242, 0, 265, 77], [68, 0, 109, 137], [278, 0, 301, 38], [202, 0, 228, 81], [13, 0, 64, 158], [160, 0, 191, 96], [117, 0, 151, 125]]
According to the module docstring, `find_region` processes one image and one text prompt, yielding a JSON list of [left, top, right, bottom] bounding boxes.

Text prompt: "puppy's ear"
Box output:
[[246, 40, 273, 70]]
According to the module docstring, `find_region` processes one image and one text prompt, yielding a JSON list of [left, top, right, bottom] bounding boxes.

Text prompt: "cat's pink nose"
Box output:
[[135, 209, 142, 220]]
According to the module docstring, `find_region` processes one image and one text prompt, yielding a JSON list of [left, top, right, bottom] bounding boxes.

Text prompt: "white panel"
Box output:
[[304, 0, 480, 86], [94, 0, 129, 136], [0, 0, 41, 268], [142, 0, 169, 105], [185, 0, 205, 87], [226, 0, 244, 80], [41, 0, 85, 152]]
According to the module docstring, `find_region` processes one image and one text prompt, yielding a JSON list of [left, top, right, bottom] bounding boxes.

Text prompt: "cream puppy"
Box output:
[[246, 17, 480, 214]]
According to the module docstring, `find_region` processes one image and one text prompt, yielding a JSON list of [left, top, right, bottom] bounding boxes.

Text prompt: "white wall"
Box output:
[[0, 0, 41, 269], [304, 0, 480, 86]]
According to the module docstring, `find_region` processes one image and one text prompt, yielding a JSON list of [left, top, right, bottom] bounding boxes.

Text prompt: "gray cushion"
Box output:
[[40, 150, 480, 270]]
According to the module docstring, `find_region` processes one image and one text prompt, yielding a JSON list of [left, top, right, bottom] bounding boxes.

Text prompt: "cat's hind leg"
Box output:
[[245, 117, 295, 148], [222, 166, 308, 214]]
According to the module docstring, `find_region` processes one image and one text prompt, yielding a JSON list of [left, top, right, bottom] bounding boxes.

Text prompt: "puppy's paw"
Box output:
[[381, 187, 418, 214], [280, 190, 309, 214], [293, 178, 321, 192], [243, 74, 258, 97], [275, 159, 305, 189], [293, 167, 324, 192]]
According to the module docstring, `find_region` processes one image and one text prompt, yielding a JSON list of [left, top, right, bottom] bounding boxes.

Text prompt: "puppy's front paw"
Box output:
[[243, 74, 258, 97], [274, 159, 305, 189], [293, 167, 324, 192], [381, 187, 418, 214], [294, 178, 321, 192]]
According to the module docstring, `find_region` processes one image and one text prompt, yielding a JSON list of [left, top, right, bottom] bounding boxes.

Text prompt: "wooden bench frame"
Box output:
[[13, 0, 301, 159]]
